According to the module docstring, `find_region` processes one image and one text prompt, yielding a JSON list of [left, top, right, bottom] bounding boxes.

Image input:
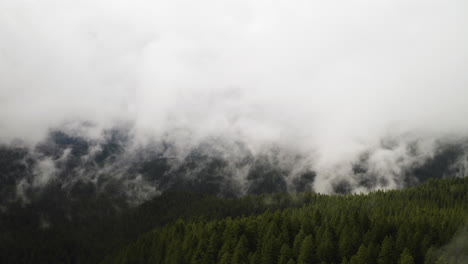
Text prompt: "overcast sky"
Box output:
[[1, 0, 468, 167]]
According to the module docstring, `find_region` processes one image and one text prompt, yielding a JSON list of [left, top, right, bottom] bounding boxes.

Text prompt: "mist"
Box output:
[[1, 0, 468, 194]]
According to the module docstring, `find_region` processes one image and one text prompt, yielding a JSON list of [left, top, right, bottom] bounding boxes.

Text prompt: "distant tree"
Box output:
[[339, 226, 359, 258], [341, 256, 349, 264], [205, 232, 222, 263], [424, 247, 439, 264], [293, 231, 306, 257], [350, 245, 370, 264], [298, 235, 315, 264], [378, 236, 396, 264], [398, 248, 415, 264], [366, 242, 380, 263], [278, 243, 292, 264], [219, 252, 231, 264], [249, 252, 260, 264], [316, 226, 337, 263], [260, 238, 277, 264], [260, 222, 281, 264], [232, 235, 249, 264]]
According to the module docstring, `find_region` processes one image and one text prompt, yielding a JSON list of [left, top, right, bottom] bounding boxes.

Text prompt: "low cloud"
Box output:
[[1, 1, 468, 197]]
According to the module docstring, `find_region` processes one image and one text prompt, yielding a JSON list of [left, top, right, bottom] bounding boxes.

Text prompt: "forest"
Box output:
[[102, 177, 467, 264], [1, 177, 466, 263]]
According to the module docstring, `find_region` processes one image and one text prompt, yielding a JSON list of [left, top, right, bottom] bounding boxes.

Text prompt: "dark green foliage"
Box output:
[[2, 130, 468, 264], [219, 251, 231, 264], [298, 235, 315, 264], [0, 191, 314, 264], [378, 236, 396, 264], [101, 178, 468, 264], [399, 248, 415, 264], [350, 245, 370, 264], [316, 225, 337, 263], [278, 243, 292, 264], [232, 235, 249, 264]]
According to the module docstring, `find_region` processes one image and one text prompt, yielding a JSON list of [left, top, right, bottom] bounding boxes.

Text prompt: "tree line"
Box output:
[[102, 178, 468, 264]]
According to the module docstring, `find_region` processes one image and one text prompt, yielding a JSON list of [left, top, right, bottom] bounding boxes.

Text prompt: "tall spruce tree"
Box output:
[[278, 243, 292, 264], [398, 248, 415, 264], [378, 236, 396, 264], [232, 235, 249, 264], [298, 235, 315, 264]]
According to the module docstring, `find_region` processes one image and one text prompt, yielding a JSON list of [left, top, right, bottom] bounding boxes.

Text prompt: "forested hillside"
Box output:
[[102, 178, 468, 264], [0, 188, 318, 263], [2, 130, 466, 264], [1, 175, 466, 263]]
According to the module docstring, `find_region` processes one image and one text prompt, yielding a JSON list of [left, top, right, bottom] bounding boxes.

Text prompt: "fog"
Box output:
[[1, 0, 468, 193]]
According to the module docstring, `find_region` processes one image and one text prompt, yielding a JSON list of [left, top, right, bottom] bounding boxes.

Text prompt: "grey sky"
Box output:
[[1, 0, 467, 171]]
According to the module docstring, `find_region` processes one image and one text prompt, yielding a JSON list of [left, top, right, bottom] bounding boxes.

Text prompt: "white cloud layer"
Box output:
[[1, 0, 468, 171]]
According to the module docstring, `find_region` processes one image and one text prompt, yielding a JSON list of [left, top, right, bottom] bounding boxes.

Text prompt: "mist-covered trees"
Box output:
[[102, 178, 468, 264], [0, 191, 316, 264]]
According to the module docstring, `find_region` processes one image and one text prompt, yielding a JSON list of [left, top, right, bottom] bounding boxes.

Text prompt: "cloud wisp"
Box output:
[[1, 0, 468, 196]]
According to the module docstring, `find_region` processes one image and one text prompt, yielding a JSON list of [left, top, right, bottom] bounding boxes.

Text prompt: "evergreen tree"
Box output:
[[378, 236, 396, 264], [278, 243, 292, 264], [219, 252, 231, 264], [350, 245, 370, 264], [341, 256, 349, 264], [298, 235, 315, 264], [293, 231, 306, 257], [232, 235, 249, 264], [260, 238, 274, 264], [398, 248, 415, 264], [205, 231, 222, 264], [191, 233, 209, 264], [316, 226, 337, 263], [261, 222, 281, 264], [423, 247, 438, 264], [339, 226, 361, 260], [249, 252, 260, 264], [367, 242, 379, 263]]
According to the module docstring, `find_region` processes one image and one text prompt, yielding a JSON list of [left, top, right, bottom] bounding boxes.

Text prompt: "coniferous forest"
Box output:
[[100, 178, 468, 264], [1, 133, 467, 264], [0, 176, 466, 264]]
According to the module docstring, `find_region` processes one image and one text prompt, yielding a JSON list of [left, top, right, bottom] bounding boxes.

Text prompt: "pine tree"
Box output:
[[232, 235, 249, 264], [339, 227, 360, 259], [339, 227, 353, 258], [260, 237, 280, 264], [293, 231, 306, 257], [378, 236, 396, 264], [278, 243, 292, 264], [316, 226, 337, 263], [191, 233, 209, 264], [398, 248, 415, 264], [260, 222, 281, 264], [341, 256, 349, 264], [249, 252, 260, 264], [219, 252, 231, 264], [423, 247, 438, 264], [298, 235, 315, 264], [205, 232, 222, 264], [367, 242, 379, 263], [300, 217, 314, 235], [349, 244, 370, 264]]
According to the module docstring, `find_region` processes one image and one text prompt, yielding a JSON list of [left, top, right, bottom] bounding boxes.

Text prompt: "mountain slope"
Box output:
[[102, 178, 468, 264]]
